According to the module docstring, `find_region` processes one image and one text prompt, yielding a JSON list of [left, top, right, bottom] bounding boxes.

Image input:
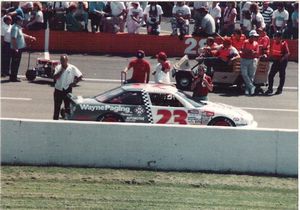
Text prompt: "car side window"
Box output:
[[106, 91, 144, 105], [149, 93, 184, 107]]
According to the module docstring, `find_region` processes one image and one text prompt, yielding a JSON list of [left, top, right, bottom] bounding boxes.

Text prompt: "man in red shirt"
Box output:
[[257, 27, 270, 59], [191, 64, 213, 101], [240, 30, 260, 96], [265, 31, 290, 95], [122, 50, 151, 83]]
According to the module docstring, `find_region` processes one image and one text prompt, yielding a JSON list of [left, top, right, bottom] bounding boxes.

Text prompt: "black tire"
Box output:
[[208, 117, 236, 127], [45, 67, 54, 78], [97, 113, 124, 122], [25, 69, 36, 81], [175, 71, 193, 91]]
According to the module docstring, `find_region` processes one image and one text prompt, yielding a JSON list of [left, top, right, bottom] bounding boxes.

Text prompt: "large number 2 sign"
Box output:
[[184, 38, 207, 55], [157, 110, 188, 124]]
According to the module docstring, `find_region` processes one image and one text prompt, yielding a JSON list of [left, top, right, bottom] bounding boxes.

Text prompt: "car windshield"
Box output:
[[94, 87, 124, 102], [176, 91, 205, 108]]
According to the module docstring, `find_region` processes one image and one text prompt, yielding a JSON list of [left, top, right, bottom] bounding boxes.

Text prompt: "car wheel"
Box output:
[[26, 69, 36, 81], [208, 117, 236, 127], [97, 113, 124, 122]]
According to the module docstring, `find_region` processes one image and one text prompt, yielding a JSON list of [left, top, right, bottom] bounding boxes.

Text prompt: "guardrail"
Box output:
[[24, 30, 298, 61], [1, 118, 297, 176]]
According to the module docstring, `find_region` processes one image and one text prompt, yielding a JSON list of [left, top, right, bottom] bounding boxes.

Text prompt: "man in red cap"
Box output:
[[152, 51, 171, 84], [122, 50, 151, 83]]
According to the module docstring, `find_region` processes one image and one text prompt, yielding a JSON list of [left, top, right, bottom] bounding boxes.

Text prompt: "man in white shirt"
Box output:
[[153, 51, 171, 84], [1, 15, 12, 77], [143, 2, 164, 35], [171, 2, 191, 39], [53, 54, 82, 120], [126, 2, 143, 34], [209, 2, 221, 33], [271, 3, 289, 36], [109, 2, 126, 32]]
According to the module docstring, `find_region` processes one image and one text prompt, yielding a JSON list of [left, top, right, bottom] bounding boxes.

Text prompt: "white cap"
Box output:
[[249, 30, 259, 37]]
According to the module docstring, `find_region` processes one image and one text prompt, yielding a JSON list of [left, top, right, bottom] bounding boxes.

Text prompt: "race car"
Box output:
[[66, 83, 257, 127]]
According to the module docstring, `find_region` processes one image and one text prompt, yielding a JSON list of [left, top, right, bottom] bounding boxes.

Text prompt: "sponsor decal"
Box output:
[[203, 111, 215, 117], [134, 106, 145, 116], [79, 104, 131, 113], [188, 109, 200, 114], [126, 116, 146, 122]]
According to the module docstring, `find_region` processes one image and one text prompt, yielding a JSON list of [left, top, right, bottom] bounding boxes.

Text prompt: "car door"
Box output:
[[147, 92, 189, 125]]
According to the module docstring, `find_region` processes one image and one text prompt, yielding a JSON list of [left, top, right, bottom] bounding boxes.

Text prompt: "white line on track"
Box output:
[[0, 97, 32, 101], [240, 107, 298, 112]]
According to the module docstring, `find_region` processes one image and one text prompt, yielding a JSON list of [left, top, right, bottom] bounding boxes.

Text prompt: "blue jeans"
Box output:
[[240, 58, 257, 91]]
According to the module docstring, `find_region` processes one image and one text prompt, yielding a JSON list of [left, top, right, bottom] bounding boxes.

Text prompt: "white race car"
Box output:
[[67, 83, 257, 127]]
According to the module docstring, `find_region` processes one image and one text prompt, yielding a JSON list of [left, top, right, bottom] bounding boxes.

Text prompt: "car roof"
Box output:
[[121, 83, 178, 94]]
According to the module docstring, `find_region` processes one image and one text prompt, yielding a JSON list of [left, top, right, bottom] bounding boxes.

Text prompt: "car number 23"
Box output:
[[156, 110, 188, 124]]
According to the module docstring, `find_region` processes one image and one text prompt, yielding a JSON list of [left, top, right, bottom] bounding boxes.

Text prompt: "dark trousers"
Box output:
[[10, 48, 23, 80], [89, 13, 103, 32], [1, 41, 11, 75], [53, 87, 72, 120], [268, 59, 288, 92]]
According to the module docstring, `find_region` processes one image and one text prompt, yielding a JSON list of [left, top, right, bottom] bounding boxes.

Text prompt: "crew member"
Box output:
[[265, 31, 289, 95], [152, 51, 171, 84], [122, 50, 151, 83], [53, 54, 83, 120]]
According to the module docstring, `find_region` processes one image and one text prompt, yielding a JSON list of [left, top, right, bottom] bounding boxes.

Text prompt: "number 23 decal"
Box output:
[[157, 110, 188, 124]]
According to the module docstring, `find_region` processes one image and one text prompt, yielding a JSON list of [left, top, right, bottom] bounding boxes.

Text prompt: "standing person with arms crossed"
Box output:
[[53, 55, 83, 120], [265, 31, 290, 95], [122, 50, 151, 83], [10, 15, 36, 82], [191, 64, 213, 102]]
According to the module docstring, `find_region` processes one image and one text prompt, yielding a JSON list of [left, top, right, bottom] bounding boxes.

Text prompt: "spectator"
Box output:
[[240, 1, 252, 25], [250, 3, 265, 30], [194, 6, 215, 37], [257, 27, 270, 59], [66, 5, 83, 32], [241, 10, 252, 37], [193, 2, 209, 36], [143, 2, 164, 35], [8, 2, 33, 24], [73, 2, 89, 32], [171, 1, 191, 39], [191, 64, 213, 101], [1, 15, 12, 77], [199, 38, 240, 76], [152, 51, 171, 84], [220, 2, 237, 36], [108, 2, 127, 33], [291, 3, 298, 39], [48, 1, 69, 31], [26, 2, 44, 30], [260, 1, 273, 37], [53, 54, 83, 120], [10, 15, 36, 82], [231, 29, 247, 51], [126, 2, 143, 34], [265, 31, 290, 95], [271, 2, 289, 37], [240, 30, 260, 96], [88, 1, 106, 32], [122, 50, 151, 83], [209, 2, 221, 33]]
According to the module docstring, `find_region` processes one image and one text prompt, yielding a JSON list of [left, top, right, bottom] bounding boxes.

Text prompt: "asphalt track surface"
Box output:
[[0, 52, 298, 130]]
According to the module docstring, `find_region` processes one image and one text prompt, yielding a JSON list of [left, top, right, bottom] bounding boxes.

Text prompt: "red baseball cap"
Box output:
[[156, 51, 167, 61], [136, 50, 145, 58]]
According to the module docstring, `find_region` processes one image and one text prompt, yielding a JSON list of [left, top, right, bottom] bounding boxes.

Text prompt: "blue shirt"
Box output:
[[88, 2, 106, 14], [10, 24, 26, 49]]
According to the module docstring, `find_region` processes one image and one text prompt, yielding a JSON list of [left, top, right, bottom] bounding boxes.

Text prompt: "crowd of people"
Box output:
[[1, 1, 298, 38]]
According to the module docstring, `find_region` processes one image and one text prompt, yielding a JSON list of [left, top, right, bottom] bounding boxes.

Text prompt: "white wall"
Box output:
[[1, 118, 298, 176]]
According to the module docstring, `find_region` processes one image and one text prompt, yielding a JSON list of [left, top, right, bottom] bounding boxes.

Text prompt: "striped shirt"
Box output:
[[260, 6, 273, 24]]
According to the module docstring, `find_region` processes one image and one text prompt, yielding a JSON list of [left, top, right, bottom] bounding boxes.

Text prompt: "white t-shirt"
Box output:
[[209, 5, 221, 23], [1, 19, 11, 43], [252, 12, 265, 29], [110, 2, 126, 17], [54, 64, 82, 91], [34, 10, 44, 23], [127, 6, 143, 21], [243, 19, 252, 31], [272, 9, 289, 27], [172, 5, 191, 16], [154, 63, 171, 84], [143, 4, 163, 22]]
